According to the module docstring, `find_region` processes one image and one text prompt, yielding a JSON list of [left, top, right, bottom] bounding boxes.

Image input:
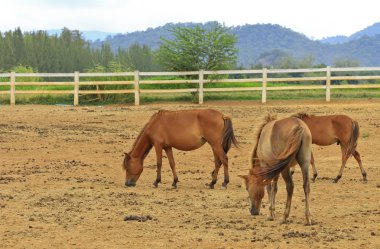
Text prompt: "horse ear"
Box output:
[[238, 175, 248, 180], [238, 175, 249, 188], [124, 153, 131, 159]]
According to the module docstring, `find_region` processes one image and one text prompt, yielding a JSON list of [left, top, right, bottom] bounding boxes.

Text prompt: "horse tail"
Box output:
[[346, 120, 359, 157], [255, 125, 304, 184], [222, 117, 239, 153]]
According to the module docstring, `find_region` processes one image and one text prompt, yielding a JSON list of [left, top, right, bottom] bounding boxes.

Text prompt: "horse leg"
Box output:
[[209, 149, 222, 189], [218, 147, 229, 188], [164, 147, 179, 188], [334, 147, 349, 183], [289, 166, 295, 176], [300, 162, 312, 226], [221, 154, 229, 188], [280, 168, 294, 224], [353, 150, 367, 183], [310, 152, 318, 182], [266, 176, 279, 221], [153, 146, 163, 188]]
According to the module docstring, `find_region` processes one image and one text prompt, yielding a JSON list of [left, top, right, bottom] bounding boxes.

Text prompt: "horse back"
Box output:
[[258, 117, 311, 163], [303, 114, 354, 146], [253, 117, 311, 181], [146, 109, 225, 150], [152, 109, 224, 131]]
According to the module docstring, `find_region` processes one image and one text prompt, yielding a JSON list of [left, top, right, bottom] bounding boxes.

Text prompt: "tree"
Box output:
[[11, 65, 41, 82], [116, 43, 157, 71], [333, 59, 361, 85], [156, 22, 237, 71], [333, 58, 360, 68]]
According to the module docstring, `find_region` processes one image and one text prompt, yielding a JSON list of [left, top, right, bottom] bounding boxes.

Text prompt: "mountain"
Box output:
[[231, 24, 326, 66], [320, 22, 380, 44], [47, 29, 115, 41], [91, 22, 212, 50], [319, 35, 348, 44], [87, 22, 380, 67], [349, 22, 380, 40]]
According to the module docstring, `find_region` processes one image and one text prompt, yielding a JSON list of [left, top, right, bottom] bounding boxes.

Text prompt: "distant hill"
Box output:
[[231, 24, 327, 66], [86, 22, 380, 67], [47, 29, 115, 41], [91, 22, 212, 50], [319, 35, 348, 44], [320, 22, 380, 44], [349, 22, 380, 40]]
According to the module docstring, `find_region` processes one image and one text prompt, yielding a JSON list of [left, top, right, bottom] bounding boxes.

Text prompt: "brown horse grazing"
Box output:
[[240, 115, 313, 225], [293, 113, 366, 183], [123, 109, 238, 188]]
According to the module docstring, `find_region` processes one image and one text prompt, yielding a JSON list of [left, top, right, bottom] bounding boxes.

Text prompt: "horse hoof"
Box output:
[[312, 175, 317, 183], [153, 182, 159, 188], [333, 175, 341, 183], [208, 184, 215, 189], [280, 219, 288, 225], [304, 220, 312, 226]]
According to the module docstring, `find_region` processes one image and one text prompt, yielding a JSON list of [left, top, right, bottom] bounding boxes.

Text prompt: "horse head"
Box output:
[[239, 173, 265, 215], [123, 153, 143, 187]]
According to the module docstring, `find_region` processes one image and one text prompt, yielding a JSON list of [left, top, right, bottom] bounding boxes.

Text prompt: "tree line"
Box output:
[[0, 27, 161, 73]]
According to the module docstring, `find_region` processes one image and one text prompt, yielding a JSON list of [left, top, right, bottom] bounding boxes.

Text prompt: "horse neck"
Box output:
[[300, 116, 313, 125], [130, 132, 152, 160]]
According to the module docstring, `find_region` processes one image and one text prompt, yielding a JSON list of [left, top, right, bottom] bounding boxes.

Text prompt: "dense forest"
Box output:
[[0, 28, 159, 73]]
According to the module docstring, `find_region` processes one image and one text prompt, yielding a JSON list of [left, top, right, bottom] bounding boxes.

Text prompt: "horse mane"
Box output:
[[123, 112, 159, 170], [129, 112, 157, 154], [292, 112, 314, 119], [251, 114, 277, 168]]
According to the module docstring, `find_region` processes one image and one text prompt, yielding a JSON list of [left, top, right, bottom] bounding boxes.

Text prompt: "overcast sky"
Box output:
[[1, 0, 379, 39]]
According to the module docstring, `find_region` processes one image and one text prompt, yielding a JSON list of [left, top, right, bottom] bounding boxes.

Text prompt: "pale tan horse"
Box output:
[[293, 113, 366, 183], [123, 109, 238, 188], [240, 115, 313, 225]]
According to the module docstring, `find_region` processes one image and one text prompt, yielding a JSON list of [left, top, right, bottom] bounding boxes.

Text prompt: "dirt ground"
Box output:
[[0, 99, 379, 249]]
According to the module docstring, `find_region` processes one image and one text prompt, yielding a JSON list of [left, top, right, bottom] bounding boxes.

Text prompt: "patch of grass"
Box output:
[[331, 88, 380, 99], [362, 132, 370, 139], [0, 80, 379, 105]]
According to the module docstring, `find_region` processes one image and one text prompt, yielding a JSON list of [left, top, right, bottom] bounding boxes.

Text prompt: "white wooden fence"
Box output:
[[1, 67, 380, 106]]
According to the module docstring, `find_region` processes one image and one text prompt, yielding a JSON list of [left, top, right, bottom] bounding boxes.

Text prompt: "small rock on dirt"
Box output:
[[123, 215, 153, 222]]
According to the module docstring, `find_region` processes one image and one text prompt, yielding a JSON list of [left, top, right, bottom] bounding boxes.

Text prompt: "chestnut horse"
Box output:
[[240, 115, 313, 225], [293, 113, 366, 183], [123, 109, 238, 188]]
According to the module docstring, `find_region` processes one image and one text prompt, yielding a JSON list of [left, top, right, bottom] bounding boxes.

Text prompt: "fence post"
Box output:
[[134, 70, 140, 106], [199, 70, 204, 104], [10, 72, 16, 106], [261, 68, 267, 104], [325, 66, 331, 102], [74, 71, 79, 106]]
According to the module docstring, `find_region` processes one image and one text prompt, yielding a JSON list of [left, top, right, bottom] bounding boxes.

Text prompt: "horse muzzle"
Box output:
[[125, 179, 136, 187], [250, 207, 260, 216]]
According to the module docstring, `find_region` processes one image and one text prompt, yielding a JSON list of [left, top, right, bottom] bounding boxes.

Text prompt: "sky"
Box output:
[[1, 0, 379, 39]]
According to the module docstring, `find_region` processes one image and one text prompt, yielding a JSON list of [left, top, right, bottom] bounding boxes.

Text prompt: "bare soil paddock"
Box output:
[[0, 100, 379, 249]]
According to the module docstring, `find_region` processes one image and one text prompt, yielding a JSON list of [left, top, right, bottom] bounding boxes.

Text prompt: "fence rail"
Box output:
[[1, 67, 380, 106]]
